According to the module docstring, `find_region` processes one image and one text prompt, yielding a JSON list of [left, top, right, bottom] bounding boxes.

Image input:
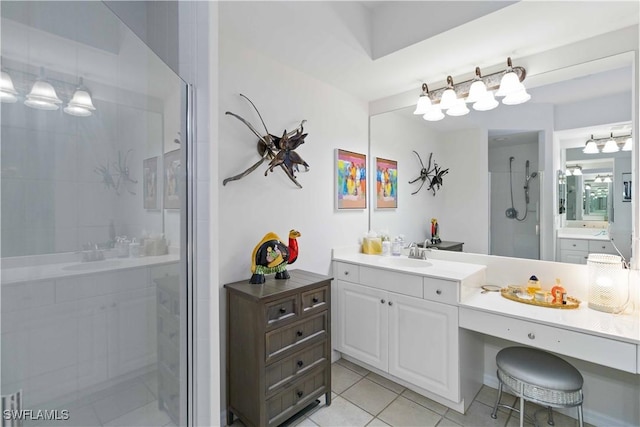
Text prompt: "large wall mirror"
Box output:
[[369, 51, 636, 266]]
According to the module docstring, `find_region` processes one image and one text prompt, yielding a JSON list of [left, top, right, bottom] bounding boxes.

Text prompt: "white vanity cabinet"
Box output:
[[557, 237, 617, 264], [335, 260, 482, 410]]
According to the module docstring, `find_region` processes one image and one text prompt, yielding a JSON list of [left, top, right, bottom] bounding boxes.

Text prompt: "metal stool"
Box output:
[[491, 347, 584, 427]]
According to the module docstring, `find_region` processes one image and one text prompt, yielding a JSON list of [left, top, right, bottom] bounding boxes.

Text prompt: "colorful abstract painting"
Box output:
[[375, 157, 397, 209], [336, 149, 367, 209]]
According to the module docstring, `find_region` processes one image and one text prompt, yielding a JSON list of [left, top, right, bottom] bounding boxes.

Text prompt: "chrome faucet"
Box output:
[[408, 242, 427, 260]]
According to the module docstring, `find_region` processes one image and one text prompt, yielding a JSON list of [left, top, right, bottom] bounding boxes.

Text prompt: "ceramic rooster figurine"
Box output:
[[250, 230, 300, 284]]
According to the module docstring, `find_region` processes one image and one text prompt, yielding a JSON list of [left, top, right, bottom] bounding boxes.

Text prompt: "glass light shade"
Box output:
[[496, 71, 523, 97], [602, 138, 619, 153], [24, 80, 62, 110], [413, 95, 432, 115], [585, 184, 591, 190], [622, 137, 632, 151], [583, 140, 599, 154], [446, 99, 470, 116], [603, 176, 612, 183], [572, 167, 582, 176], [0, 71, 18, 103], [565, 168, 572, 176], [472, 91, 499, 111], [466, 80, 487, 103], [502, 89, 531, 105], [64, 89, 95, 116], [422, 107, 444, 122], [587, 253, 628, 313], [439, 88, 458, 110], [594, 176, 602, 183]]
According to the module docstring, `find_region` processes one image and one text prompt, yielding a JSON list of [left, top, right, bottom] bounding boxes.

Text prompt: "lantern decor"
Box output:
[[587, 253, 629, 313]]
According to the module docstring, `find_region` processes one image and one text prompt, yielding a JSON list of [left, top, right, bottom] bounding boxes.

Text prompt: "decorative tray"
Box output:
[[500, 288, 581, 309]]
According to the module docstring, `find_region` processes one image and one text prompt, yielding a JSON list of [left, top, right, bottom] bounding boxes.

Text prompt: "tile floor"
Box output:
[[23, 370, 176, 427], [231, 359, 593, 427]]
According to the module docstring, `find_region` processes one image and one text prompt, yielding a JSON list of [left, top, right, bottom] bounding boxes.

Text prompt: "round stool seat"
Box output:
[[497, 347, 583, 392]]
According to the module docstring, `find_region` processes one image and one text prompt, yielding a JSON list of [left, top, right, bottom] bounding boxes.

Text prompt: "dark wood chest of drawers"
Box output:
[[225, 270, 332, 426]]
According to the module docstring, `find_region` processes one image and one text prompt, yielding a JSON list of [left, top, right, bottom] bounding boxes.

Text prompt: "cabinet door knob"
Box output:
[[388, 301, 393, 306], [297, 360, 304, 367], [380, 299, 385, 304], [312, 297, 319, 303], [528, 333, 535, 340], [436, 289, 442, 295], [344, 271, 350, 276], [296, 390, 304, 398], [279, 308, 287, 314], [296, 330, 304, 337]]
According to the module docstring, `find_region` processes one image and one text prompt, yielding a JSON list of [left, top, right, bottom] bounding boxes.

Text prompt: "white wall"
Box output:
[[369, 111, 444, 242], [218, 25, 369, 417]]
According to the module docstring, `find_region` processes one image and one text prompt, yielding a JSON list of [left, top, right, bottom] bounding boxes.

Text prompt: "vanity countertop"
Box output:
[[333, 252, 485, 282], [1, 254, 180, 285], [557, 228, 610, 241], [460, 287, 640, 344]]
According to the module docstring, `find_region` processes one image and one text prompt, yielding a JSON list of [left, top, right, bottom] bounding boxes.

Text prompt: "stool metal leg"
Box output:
[[491, 381, 503, 419], [577, 405, 584, 427], [519, 396, 525, 427], [547, 406, 555, 426]]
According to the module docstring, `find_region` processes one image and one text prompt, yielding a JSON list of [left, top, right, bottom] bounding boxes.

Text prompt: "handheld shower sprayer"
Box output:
[[506, 157, 538, 221]]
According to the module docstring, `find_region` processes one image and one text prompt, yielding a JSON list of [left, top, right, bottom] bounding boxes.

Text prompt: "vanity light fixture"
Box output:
[[565, 168, 572, 176], [571, 166, 582, 176], [603, 175, 612, 183], [601, 133, 619, 153], [583, 132, 631, 154], [414, 57, 529, 122], [593, 175, 602, 183], [0, 70, 18, 103]]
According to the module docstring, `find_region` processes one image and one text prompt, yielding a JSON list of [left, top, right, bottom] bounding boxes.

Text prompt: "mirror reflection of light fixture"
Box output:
[[565, 168, 572, 176], [594, 175, 602, 183], [64, 78, 95, 117], [415, 57, 529, 122], [572, 166, 582, 176], [603, 175, 612, 183], [24, 80, 62, 110], [601, 133, 619, 153], [0, 71, 18, 103], [585, 184, 591, 190], [622, 136, 632, 151]]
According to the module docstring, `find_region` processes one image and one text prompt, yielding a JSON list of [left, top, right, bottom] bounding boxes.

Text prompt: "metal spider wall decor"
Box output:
[[408, 151, 449, 196], [223, 94, 309, 188], [94, 149, 138, 195]]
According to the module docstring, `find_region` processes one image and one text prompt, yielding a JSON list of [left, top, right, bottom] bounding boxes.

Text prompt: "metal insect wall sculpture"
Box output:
[[223, 94, 309, 188], [408, 151, 449, 196], [94, 149, 138, 195]]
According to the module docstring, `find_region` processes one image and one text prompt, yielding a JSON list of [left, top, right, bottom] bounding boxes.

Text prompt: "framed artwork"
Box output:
[[335, 149, 367, 210], [164, 149, 181, 209], [622, 172, 632, 202], [375, 157, 398, 209], [143, 156, 158, 209]]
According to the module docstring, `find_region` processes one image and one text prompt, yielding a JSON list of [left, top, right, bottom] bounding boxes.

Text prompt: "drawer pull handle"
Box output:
[[528, 333, 535, 340], [279, 308, 287, 314], [296, 390, 304, 398], [380, 299, 385, 304], [436, 289, 442, 295], [296, 330, 304, 337], [572, 244, 576, 247], [297, 360, 304, 367], [312, 297, 319, 303], [344, 271, 350, 276], [388, 301, 393, 306]]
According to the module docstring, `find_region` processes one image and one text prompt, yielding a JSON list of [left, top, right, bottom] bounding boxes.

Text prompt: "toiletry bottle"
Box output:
[[551, 278, 566, 304]]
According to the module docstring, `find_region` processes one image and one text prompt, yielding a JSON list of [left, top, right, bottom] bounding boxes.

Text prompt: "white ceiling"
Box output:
[[220, 1, 639, 102]]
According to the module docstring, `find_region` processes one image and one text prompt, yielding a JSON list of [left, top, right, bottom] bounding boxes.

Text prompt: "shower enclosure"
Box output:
[[488, 133, 541, 260], [1, 2, 191, 426]]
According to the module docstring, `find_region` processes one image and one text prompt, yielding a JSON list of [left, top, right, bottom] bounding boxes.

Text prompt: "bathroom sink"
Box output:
[[378, 257, 432, 269], [62, 259, 124, 271]]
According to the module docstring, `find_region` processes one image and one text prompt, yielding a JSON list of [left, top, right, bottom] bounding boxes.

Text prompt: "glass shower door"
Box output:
[[1, 2, 189, 426]]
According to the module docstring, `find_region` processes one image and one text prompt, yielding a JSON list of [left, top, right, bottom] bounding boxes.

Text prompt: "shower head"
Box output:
[[526, 171, 538, 183]]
